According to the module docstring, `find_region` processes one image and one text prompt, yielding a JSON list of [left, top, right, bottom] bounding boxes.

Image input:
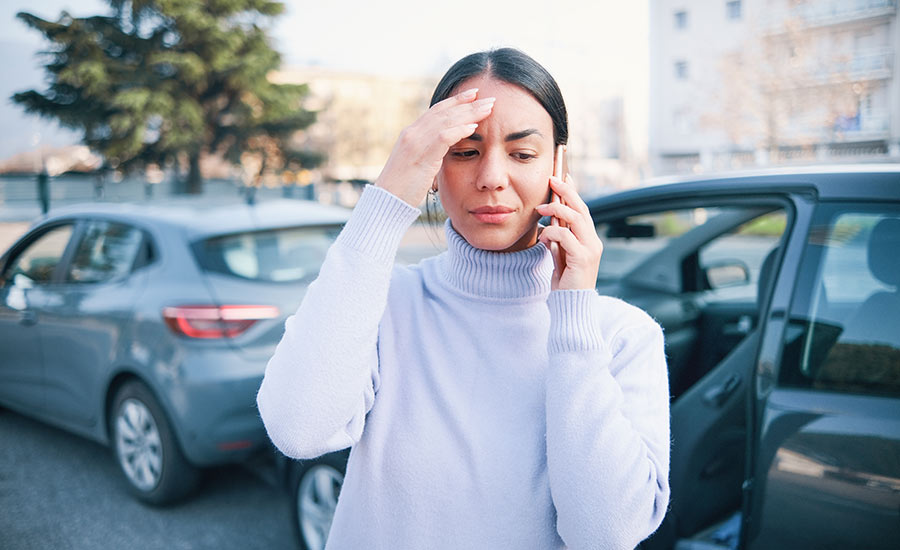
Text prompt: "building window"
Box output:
[[674, 10, 688, 29], [673, 109, 691, 134], [726, 1, 742, 20], [675, 60, 689, 80]]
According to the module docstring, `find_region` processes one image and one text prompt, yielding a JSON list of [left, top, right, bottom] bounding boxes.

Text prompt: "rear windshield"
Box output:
[[195, 225, 341, 282]]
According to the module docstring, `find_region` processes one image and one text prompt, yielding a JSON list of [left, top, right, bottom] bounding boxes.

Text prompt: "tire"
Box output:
[[110, 380, 199, 505], [290, 452, 347, 550]]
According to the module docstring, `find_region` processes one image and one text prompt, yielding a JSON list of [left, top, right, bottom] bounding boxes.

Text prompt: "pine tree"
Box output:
[[13, 0, 319, 194]]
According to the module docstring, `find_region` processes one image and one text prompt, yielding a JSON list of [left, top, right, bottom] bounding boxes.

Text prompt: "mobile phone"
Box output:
[[549, 145, 566, 270], [551, 145, 565, 228]]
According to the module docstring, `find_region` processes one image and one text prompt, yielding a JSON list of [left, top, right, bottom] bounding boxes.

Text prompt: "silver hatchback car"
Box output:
[[0, 198, 350, 504]]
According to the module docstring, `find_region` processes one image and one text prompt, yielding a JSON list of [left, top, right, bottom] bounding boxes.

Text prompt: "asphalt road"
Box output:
[[0, 408, 298, 550]]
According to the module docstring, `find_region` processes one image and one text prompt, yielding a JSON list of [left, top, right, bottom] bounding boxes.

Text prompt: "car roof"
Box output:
[[587, 164, 900, 212], [40, 198, 353, 239]]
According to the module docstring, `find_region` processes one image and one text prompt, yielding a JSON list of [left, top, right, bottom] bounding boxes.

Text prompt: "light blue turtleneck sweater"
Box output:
[[257, 185, 670, 550]]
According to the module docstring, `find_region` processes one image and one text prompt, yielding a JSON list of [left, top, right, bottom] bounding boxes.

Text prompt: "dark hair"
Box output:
[[430, 48, 568, 146]]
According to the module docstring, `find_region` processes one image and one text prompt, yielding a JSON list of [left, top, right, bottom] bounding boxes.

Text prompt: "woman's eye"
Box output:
[[512, 152, 536, 161], [451, 150, 478, 158]]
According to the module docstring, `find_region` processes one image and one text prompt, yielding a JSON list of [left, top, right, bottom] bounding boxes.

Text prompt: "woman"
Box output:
[[257, 48, 670, 549]]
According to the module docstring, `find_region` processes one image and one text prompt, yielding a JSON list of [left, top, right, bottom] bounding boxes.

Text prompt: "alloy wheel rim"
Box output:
[[115, 398, 163, 491], [297, 464, 343, 550]]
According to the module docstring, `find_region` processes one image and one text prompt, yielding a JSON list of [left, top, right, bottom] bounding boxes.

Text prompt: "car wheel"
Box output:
[[291, 454, 346, 550], [110, 380, 199, 505]]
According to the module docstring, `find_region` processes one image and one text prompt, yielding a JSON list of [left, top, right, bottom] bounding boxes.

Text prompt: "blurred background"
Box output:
[[0, 0, 898, 233]]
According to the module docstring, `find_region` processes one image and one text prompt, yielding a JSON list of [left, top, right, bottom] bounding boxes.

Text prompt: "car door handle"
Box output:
[[723, 315, 753, 336], [19, 310, 37, 326], [681, 300, 699, 319], [703, 373, 742, 407]]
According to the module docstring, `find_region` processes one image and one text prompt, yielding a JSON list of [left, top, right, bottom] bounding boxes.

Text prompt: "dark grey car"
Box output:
[[0, 198, 350, 504], [281, 166, 900, 550]]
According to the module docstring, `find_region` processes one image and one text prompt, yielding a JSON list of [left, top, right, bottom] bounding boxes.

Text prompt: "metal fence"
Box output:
[[0, 173, 340, 222]]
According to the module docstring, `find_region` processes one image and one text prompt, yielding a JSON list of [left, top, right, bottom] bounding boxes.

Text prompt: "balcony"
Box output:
[[764, 0, 896, 31], [821, 48, 894, 82], [834, 109, 891, 139], [780, 110, 891, 142], [768, 49, 894, 89]]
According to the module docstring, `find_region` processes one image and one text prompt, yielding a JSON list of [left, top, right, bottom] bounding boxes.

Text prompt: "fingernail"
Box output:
[[466, 123, 478, 130], [474, 97, 496, 106], [460, 88, 478, 99], [475, 99, 495, 113]]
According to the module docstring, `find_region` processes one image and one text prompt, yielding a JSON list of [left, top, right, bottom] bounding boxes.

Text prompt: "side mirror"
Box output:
[[705, 260, 750, 289]]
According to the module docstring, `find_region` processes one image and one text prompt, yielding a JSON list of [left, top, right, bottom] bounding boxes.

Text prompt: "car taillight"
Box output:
[[162, 305, 280, 339]]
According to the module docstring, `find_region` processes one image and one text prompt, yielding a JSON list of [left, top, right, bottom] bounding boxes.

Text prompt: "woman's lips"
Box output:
[[471, 206, 514, 224]]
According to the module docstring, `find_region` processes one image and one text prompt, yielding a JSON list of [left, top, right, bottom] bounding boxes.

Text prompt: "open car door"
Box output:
[[590, 195, 789, 550], [745, 203, 900, 550]]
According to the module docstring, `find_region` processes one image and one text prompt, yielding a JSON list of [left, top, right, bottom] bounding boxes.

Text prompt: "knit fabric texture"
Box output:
[[257, 184, 671, 550]]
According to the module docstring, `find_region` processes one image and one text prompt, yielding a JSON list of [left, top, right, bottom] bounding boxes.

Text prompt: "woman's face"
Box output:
[[437, 75, 555, 252]]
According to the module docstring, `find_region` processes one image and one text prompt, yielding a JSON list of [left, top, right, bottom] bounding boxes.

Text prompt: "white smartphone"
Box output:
[[549, 145, 566, 270], [551, 145, 565, 228]]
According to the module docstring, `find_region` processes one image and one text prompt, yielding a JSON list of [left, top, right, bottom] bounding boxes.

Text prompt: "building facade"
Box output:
[[650, 0, 900, 175]]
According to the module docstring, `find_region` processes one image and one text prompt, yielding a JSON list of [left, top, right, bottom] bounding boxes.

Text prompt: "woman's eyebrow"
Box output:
[[505, 129, 543, 142], [464, 129, 543, 142]]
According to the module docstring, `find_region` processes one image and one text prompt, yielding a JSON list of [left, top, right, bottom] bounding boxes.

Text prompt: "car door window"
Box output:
[[780, 207, 900, 397], [66, 221, 144, 284], [595, 207, 725, 284], [595, 204, 786, 398], [1, 224, 74, 286], [698, 209, 786, 299], [596, 206, 784, 295]]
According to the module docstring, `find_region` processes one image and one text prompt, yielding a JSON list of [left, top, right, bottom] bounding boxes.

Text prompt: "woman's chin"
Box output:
[[459, 226, 538, 253]]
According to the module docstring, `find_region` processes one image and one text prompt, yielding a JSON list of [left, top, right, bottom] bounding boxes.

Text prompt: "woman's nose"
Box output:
[[475, 150, 508, 191]]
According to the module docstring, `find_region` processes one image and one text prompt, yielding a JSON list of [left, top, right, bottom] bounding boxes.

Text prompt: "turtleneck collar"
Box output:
[[438, 220, 553, 300]]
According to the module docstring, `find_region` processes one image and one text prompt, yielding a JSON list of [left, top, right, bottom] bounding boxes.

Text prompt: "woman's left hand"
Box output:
[[535, 174, 603, 291]]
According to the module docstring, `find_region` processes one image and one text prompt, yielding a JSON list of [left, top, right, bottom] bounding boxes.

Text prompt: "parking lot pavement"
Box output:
[[0, 409, 298, 550]]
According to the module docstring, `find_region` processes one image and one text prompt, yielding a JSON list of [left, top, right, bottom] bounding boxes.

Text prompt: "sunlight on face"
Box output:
[[437, 76, 556, 252]]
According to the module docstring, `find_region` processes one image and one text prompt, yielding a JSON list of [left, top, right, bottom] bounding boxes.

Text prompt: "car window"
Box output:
[[780, 206, 900, 397], [195, 226, 341, 282], [2, 224, 74, 286], [595, 207, 727, 282], [596, 206, 784, 294], [699, 209, 786, 299], [66, 221, 145, 284]]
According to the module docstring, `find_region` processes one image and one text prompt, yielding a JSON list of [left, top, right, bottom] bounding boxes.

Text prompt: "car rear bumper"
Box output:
[[159, 347, 270, 466]]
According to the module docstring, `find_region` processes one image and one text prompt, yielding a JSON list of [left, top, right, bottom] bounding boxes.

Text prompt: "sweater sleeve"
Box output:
[[545, 290, 671, 550], [256, 185, 420, 459]]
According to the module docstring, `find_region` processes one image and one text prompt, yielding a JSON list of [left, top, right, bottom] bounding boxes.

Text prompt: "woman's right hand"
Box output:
[[374, 87, 495, 206]]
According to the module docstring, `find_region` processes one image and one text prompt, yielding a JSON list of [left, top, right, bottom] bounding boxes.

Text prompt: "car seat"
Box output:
[[840, 218, 900, 347], [814, 218, 900, 393]]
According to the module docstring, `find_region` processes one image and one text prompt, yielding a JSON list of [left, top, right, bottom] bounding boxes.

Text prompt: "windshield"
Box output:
[[195, 226, 341, 283]]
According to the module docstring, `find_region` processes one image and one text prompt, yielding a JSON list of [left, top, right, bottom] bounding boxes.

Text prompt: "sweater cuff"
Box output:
[[336, 185, 421, 263], [547, 289, 608, 354]]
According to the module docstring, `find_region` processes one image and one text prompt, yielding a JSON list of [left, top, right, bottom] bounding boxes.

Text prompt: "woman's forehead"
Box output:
[[458, 76, 552, 136], [456, 75, 535, 103]]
